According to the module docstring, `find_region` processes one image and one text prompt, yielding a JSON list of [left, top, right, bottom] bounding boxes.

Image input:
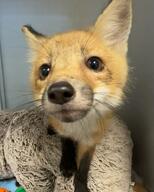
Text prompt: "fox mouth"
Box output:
[[43, 79, 93, 123], [50, 108, 89, 122]]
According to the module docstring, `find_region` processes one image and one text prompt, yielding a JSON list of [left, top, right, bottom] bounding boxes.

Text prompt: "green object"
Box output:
[[15, 187, 26, 192]]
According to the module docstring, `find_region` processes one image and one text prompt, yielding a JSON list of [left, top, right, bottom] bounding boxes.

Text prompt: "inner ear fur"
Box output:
[[22, 25, 46, 49], [94, 0, 132, 54]]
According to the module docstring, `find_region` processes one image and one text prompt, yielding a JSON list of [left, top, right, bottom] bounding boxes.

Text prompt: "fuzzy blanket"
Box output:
[[0, 108, 133, 192]]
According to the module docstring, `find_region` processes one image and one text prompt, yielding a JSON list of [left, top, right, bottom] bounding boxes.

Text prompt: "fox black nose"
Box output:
[[48, 81, 75, 105]]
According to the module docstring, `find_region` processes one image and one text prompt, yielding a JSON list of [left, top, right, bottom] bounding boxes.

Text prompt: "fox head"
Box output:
[[22, 0, 132, 124]]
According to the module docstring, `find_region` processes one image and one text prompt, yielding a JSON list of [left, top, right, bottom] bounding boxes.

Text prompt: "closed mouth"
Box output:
[[54, 109, 85, 114], [51, 109, 89, 122]]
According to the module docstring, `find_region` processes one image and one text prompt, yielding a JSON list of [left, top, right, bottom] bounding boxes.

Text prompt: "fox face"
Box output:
[[22, 0, 132, 139]]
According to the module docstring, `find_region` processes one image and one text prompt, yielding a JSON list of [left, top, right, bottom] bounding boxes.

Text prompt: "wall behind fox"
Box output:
[[122, 0, 154, 190], [0, 0, 153, 191]]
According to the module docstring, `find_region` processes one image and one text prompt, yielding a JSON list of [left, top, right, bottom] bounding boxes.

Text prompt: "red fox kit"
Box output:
[[22, 0, 132, 191]]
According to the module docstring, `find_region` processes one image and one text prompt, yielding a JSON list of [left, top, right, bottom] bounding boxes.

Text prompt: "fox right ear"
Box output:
[[22, 25, 45, 49]]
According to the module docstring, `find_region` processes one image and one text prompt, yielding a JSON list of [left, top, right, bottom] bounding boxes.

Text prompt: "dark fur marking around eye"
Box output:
[[99, 68, 113, 84], [106, 69, 113, 82], [81, 46, 85, 54], [23, 25, 45, 37], [81, 46, 88, 56]]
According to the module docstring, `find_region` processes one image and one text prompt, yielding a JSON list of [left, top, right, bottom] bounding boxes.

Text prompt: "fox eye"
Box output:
[[86, 56, 104, 72], [39, 64, 51, 80]]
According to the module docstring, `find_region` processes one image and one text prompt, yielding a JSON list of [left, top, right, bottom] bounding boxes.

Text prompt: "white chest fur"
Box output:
[[61, 108, 107, 146]]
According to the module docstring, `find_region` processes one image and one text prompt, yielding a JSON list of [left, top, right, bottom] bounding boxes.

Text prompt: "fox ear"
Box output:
[[22, 25, 45, 49], [94, 0, 132, 54]]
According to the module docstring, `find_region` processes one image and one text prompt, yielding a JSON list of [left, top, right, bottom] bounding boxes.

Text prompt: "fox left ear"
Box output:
[[94, 0, 132, 54], [22, 25, 46, 50]]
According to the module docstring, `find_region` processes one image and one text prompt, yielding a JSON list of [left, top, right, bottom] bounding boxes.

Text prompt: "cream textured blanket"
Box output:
[[0, 108, 133, 192]]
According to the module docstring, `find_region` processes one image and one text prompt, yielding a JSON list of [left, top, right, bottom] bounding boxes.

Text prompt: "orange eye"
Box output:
[[86, 56, 104, 72], [39, 64, 51, 80]]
